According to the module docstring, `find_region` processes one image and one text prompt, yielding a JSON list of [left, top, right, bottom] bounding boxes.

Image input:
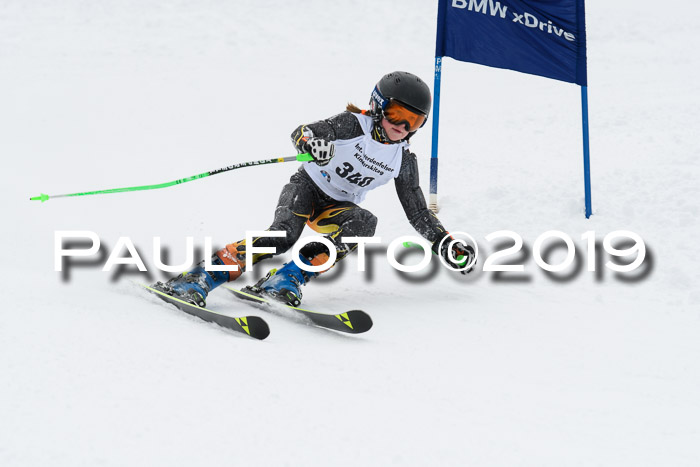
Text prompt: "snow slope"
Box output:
[[2, 1, 699, 465]]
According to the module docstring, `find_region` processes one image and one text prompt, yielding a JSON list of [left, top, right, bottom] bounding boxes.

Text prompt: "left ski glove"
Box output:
[[304, 137, 335, 166], [433, 235, 477, 274]]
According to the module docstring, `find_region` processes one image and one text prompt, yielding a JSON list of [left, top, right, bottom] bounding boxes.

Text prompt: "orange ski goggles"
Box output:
[[383, 99, 427, 132]]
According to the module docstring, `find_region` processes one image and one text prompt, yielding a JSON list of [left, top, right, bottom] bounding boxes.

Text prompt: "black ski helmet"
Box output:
[[370, 71, 432, 122]]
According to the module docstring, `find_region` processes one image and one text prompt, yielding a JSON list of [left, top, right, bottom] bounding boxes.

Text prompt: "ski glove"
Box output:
[[304, 137, 335, 166], [433, 234, 477, 275]]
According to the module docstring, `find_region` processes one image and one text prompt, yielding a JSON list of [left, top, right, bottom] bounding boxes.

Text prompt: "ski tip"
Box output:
[[142, 283, 271, 340], [343, 310, 373, 333], [244, 315, 271, 340]]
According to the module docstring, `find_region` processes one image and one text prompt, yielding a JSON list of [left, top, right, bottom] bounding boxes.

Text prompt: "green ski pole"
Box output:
[[30, 153, 314, 203]]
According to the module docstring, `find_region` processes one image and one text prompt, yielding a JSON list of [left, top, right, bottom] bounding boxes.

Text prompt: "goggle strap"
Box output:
[[371, 86, 389, 110]]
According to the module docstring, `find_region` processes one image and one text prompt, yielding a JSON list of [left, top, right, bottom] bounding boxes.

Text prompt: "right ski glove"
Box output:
[[432, 234, 477, 274], [304, 137, 335, 166]]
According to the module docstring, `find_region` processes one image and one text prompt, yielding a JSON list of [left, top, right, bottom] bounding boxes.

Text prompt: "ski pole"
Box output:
[[30, 153, 314, 203]]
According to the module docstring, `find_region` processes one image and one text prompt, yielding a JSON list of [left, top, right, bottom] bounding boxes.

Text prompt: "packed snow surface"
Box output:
[[2, 1, 699, 465]]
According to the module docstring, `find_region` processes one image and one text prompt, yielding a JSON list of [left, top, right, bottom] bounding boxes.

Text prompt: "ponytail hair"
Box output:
[[346, 103, 364, 114]]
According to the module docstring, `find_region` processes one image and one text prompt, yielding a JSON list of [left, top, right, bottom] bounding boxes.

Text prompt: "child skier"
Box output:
[[154, 71, 475, 307]]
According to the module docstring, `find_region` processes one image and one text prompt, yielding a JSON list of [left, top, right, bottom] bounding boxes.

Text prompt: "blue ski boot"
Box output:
[[252, 256, 318, 307], [153, 255, 231, 307]]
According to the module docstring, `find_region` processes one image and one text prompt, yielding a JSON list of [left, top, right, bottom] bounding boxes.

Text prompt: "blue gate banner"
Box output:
[[436, 0, 587, 85]]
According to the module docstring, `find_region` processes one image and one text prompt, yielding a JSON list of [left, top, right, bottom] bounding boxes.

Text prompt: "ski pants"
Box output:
[[226, 167, 377, 271]]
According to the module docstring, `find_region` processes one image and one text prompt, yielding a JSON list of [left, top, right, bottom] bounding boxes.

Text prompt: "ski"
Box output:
[[223, 285, 373, 334], [141, 284, 270, 340]]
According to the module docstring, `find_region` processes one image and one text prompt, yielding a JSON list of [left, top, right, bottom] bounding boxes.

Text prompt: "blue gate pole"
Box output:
[[581, 86, 592, 218], [429, 56, 443, 213]]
